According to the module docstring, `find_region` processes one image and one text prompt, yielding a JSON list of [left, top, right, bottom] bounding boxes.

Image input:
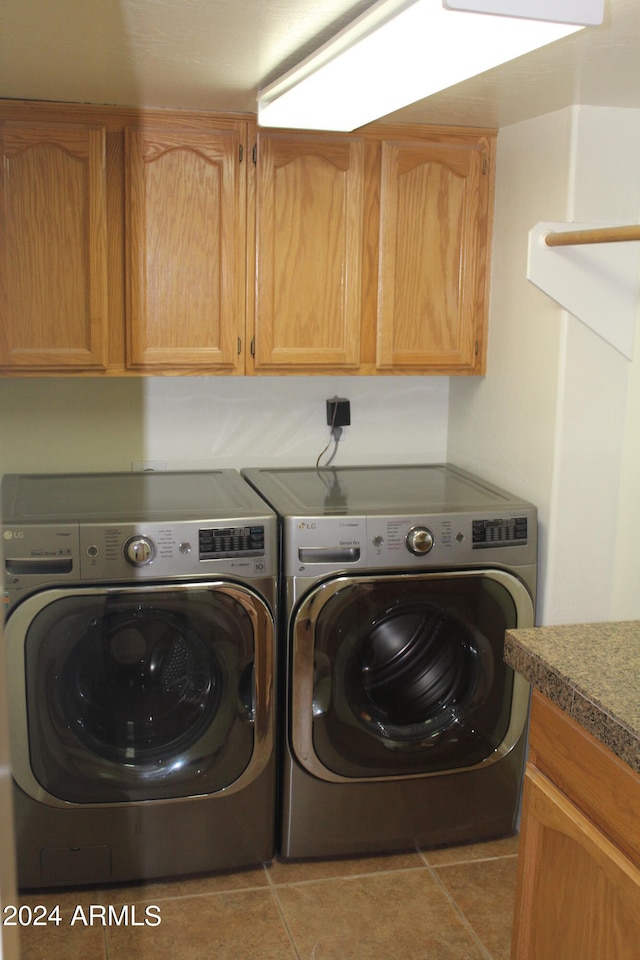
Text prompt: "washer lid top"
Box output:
[[2, 470, 274, 525], [242, 464, 534, 518]]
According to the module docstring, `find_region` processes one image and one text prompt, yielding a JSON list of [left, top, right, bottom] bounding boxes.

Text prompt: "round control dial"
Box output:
[[405, 525, 434, 556], [124, 535, 156, 566]]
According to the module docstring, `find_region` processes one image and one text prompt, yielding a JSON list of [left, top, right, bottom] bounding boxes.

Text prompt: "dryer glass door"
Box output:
[[7, 583, 274, 804], [291, 570, 533, 781]]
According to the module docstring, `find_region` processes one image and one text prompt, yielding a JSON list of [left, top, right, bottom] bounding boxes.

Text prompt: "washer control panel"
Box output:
[[199, 525, 266, 559], [81, 522, 272, 578], [2, 517, 276, 588]]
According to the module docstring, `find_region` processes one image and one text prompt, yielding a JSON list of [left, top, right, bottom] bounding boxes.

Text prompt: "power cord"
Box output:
[[315, 404, 343, 468]]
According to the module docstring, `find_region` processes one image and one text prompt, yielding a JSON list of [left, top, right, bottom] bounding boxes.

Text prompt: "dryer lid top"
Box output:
[[242, 464, 535, 518]]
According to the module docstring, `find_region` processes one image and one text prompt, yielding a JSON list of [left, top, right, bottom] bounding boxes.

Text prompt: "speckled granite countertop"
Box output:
[[505, 621, 640, 773]]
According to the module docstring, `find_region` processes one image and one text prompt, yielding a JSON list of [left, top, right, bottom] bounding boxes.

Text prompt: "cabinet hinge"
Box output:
[[238, 337, 242, 355], [239, 144, 244, 164], [252, 143, 257, 165], [250, 336, 255, 357]]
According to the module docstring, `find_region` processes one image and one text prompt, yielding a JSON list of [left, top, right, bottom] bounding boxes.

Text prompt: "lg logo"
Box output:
[[3, 530, 24, 540], [297, 521, 316, 530]]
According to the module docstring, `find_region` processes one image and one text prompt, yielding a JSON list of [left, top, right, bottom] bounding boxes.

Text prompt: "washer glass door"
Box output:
[[7, 583, 274, 804], [292, 571, 532, 781]]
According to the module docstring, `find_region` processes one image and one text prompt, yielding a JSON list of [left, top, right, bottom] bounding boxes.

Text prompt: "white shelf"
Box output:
[[527, 221, 640, 360]]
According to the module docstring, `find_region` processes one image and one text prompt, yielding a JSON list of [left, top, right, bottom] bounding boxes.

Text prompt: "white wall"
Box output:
[[0, 375, 449, 475], [611, 304, 640, 619], [543, 107, 640, 624], [577, 111, 640, 622], [449, 104, 640, 625], [448, 107, 572, 623]]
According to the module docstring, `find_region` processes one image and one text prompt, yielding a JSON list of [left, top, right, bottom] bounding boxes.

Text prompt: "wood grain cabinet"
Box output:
[[511, 692, 640, 960], [252, 130, 365, 373], [125, 123, 247, 372], [0, 102, 495, 377], [251, 125, 494, 375], [0, 120, 109, 371], [377, 136, 491, 373]]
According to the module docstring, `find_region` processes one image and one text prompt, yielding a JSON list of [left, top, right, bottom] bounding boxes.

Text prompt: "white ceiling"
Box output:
[[1, 0, 639, 128]]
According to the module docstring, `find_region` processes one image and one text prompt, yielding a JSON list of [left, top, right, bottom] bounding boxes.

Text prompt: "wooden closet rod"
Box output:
[[545, 224, 640, 247]]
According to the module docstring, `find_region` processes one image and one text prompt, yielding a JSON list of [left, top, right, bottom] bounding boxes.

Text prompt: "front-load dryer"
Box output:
[[242, 463, 537, 859], [2, 470, 277, 888]]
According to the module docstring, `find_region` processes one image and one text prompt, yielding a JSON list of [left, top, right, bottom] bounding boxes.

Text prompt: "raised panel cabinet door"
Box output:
[[512, 767, 640, 960], [126, 127, 245, 371], [253, 132, 364, 372], [0, 121, 109, 371], [376, 139, 491, 374]]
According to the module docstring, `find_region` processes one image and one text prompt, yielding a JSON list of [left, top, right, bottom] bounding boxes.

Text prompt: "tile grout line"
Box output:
[[103, 924, 111, 960], [419, 851, 519, 869], [264, 863, 431, 890], [95, 878, 273, 905], [419, 854, 495, 960], [263, 868, 303, 960]]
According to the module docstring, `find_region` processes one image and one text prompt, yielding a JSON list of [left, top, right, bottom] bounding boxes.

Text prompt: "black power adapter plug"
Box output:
[[326, 397, 351, 428]]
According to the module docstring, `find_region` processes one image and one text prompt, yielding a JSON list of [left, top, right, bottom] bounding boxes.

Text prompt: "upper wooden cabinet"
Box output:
[[250, 124, 493, 375], [0, 102, 495, 377], [252, 131, 365, 373], [125, 123, 246, 372], [377, 137, 490, 373], [0, 120, 109, 371]]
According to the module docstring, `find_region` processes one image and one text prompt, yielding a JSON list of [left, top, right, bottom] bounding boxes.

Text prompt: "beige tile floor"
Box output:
[[18, 835, 519, 960]]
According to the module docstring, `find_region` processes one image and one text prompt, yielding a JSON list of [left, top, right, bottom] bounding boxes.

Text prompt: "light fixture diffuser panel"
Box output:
[[257, 0, 600, 131], [443, 0, 604, 25]]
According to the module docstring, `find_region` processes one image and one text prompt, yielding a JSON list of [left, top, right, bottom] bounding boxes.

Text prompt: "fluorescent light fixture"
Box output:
[[257, 0, 604, 131]]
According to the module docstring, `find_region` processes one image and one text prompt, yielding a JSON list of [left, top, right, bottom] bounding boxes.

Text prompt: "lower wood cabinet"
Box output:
[[511, 692, 640, 960]]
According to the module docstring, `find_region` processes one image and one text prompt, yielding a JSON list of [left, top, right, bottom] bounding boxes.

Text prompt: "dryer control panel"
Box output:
[[471, 517, 529, 547], [366, 513, 535, 568], [285, 509, 536, 576]]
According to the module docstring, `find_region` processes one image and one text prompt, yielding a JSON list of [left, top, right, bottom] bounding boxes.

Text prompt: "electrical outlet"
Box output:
[[326, 397, 351, 428]]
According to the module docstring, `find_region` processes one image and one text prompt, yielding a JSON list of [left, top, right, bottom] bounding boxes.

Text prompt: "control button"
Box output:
[[405, 526, 434, 556], [124, 536, 156, 566], [179, 542, 191, 555], [87, 545, 99, 558], [372, 535, 385, 547], [455, 532, 465, 543]]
